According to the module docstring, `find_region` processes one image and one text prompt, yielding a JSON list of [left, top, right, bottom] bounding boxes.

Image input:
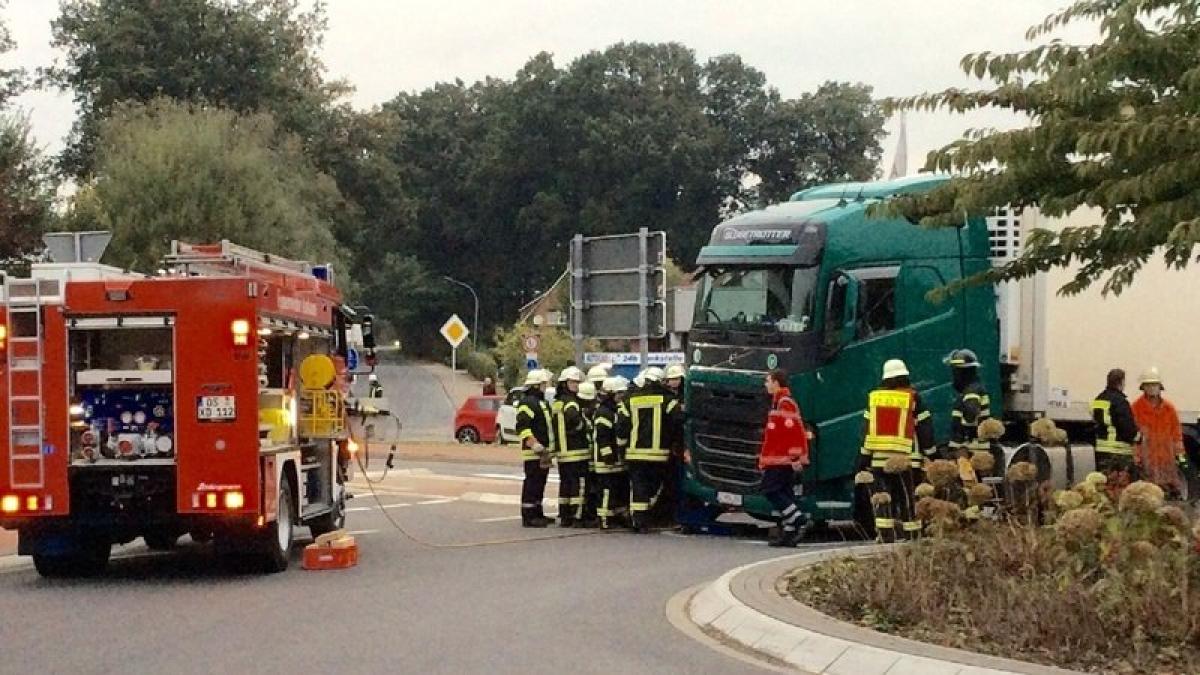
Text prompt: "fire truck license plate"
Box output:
[[197, 396, 236, 421], [716, 491, 742, 507]]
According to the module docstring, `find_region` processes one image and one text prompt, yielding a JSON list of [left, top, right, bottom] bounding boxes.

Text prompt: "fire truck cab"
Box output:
[[0, 234, 370, 576]]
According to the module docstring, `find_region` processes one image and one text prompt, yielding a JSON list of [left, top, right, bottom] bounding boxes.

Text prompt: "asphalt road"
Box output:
[[371, 362, 466, 441], [0, 457, 841, 674]]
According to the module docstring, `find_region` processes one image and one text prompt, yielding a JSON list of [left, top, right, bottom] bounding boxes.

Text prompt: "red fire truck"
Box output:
[[0, 235, 372, 576]]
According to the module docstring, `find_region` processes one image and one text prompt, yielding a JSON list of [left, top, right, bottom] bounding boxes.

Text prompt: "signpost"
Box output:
[[440, 314, 470, 373], [522, 333, 540, 373], [569, 228, 667, 366]]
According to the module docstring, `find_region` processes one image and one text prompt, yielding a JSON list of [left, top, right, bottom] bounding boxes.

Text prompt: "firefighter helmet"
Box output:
[[524, 370, 549, 386], [577, 381, 597, 401], [945, 348, 980, 369], [882, 359, 910, 380], [663, 364, 686, 380], [644, 367, 665, 382], [1140, 367, 1163, 387], [587, 364, 610, 383], [601, 376, 628, 394], [559, 366, 585, 383]]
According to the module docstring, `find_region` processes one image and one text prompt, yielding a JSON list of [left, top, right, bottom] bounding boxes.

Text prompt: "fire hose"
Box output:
[[349, 410, 600, 549]]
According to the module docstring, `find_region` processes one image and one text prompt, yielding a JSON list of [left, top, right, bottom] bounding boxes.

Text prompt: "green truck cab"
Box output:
[[683, 175, 1001, 528]]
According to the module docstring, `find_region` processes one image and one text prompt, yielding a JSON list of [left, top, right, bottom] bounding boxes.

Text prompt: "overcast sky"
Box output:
[[4, 0, 1093, 176]]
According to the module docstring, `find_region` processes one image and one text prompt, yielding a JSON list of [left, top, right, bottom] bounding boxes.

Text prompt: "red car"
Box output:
[[454, 395, 504, 444]]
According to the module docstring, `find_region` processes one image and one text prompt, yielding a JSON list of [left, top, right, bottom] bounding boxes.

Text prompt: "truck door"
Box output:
[[809, 266, 902, 481], [899, 264, 961, 441]]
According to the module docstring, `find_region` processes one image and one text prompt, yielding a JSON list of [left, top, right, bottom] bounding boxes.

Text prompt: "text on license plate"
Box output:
[[716, 491, 743, 507], [197, 396, 236, 421]]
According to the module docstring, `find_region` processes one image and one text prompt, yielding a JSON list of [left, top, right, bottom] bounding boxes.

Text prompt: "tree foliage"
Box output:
[[0, 115, 55, 262], [65, 98, 342, 272], [887, 0, 1200, 296], [46, 0, 344, 178]]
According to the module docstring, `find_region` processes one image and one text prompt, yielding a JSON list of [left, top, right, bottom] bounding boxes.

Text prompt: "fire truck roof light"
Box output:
[[224, 491, 245, 510], [1, 495, 18, 514]]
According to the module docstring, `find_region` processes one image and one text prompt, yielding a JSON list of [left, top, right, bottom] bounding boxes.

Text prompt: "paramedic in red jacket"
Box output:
[[761, 369, 810, 547]]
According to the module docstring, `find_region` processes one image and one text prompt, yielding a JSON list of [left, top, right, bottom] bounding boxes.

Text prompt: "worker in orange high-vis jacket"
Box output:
[[759, 369, 810, 547], [857, 359, 935, 542]]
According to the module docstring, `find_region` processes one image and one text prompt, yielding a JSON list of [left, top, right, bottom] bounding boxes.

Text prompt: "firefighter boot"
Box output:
[[522, 508, 549, 528]]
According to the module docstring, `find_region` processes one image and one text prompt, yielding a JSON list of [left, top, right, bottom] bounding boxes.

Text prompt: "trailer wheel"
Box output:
[[259, 480, 294, 573], [32, 539, 110, 578]]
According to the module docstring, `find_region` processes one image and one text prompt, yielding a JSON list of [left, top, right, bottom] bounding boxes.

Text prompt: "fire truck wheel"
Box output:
[[260, 480, 295, 573], [143, 531, 179, 551], [32, 539, 110, 578]]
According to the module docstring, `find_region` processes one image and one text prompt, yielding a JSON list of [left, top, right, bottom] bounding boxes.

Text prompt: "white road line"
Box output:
[[415, 498, 456, 506], [472, 472, 560, 483], [346, 502, 413, 513], [475, 515, 523, 523], [346, 529, 380, 536]]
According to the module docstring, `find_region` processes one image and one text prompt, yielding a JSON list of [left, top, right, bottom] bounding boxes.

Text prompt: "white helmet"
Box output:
[[524, 370, 549, 386], [587, 364, 610, 383], [601, 376, 628, 394], [559, 366, 585, 383], [644, 367, 665, 383], [577, 381, 597, 401], [882, 359, 910, 381], [1140, 367, 1163, 387], [664, 364, 686, 381]]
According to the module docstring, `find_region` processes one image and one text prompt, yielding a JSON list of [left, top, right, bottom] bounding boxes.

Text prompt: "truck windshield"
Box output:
[[694, 266, 817, 333]]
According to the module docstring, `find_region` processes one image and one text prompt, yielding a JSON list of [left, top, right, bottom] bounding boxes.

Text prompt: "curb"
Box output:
[[686, 546, 1082, 675]]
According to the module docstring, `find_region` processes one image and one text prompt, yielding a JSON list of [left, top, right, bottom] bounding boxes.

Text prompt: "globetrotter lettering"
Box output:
[[721, 228, 793, 242], [276, 293, 321, 318]]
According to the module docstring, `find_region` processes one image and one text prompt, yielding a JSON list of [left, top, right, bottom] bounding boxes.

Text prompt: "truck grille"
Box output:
[[689, 384, 771, 494]]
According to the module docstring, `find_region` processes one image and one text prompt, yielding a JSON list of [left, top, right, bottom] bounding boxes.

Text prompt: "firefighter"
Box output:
[[760, 369, 810, 547], [581, 364, 612, 526], [594, 377, 631, 529], [946, 349, 991, 453], [516, 369, 554, 527], [626, 368, 682, 533], [1092, 368, 1141, 488], [857, 359, 935, 542], [554, 366, 591, 527], [657, 363, 688, 526]]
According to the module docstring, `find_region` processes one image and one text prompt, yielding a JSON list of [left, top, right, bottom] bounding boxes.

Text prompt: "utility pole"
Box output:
[[442, 275, 479, 348]]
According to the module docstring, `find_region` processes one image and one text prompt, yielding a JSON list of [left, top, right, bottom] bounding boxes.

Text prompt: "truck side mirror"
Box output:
[[361, 314, 376, 350]]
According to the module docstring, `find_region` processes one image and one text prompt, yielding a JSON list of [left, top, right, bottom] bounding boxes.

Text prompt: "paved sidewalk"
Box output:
[[686, 547, 1082, 675]]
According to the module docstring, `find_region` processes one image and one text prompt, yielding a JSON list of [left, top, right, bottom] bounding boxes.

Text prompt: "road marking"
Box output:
[[346, 529, 380, 536], [415, 498, 456, 506], [476, 515, 522, 523], [346, 502, 413, 513]]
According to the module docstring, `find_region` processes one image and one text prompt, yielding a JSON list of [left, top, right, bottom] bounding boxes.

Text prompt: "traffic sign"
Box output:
[[440, 314, 470, 349], [347, 347, 360, 371], [525, 358, 539, 371], [522, 334, 540, 352]]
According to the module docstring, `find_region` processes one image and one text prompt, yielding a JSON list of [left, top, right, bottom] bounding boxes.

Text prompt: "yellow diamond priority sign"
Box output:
[[440, 314, 470, 349]]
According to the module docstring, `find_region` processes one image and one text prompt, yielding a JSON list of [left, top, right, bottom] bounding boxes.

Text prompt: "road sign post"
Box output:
[[440, 314, 470, 374], [569, 229, 667, 366]]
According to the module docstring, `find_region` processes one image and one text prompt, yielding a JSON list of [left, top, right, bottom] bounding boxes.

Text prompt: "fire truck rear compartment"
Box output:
[[68, 321, 176, 464]]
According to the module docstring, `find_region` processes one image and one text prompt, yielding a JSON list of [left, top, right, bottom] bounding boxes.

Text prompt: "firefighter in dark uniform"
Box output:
[[579, 364, 612, 527], [554, 366, 590, 527], [857, 359, 935, 542], [1092, 368, 1140, 486], [626, 368, 682, 533], [946, 349, 991, 453], [593, 376, 631, 529], [516, 369, 554, 528]]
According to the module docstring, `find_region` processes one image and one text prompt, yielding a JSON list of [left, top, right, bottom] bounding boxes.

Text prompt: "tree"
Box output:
[[887, 0, 1200, 296], [65, 98, 343, 272], [46, 0, 344, 178], [0, 0, 23, 107], [0, 115, 55, 262]]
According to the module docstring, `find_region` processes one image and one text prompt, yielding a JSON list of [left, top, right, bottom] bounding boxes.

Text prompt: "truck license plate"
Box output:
[[197, 396, 236, 421], [716, 491, 742, 507]]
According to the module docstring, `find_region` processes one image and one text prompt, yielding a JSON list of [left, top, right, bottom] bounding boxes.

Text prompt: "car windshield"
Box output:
[[694, 266, 817, 333]]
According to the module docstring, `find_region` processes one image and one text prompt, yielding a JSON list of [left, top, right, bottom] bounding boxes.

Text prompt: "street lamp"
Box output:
[[442, 275, 479, 347]]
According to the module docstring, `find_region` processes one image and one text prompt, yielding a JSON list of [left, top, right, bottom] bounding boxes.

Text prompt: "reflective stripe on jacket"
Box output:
[[1093, 388, 1138, 455]]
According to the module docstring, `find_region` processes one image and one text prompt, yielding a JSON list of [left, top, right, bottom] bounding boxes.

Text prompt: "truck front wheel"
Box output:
[[259, 480, 294, 573]]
